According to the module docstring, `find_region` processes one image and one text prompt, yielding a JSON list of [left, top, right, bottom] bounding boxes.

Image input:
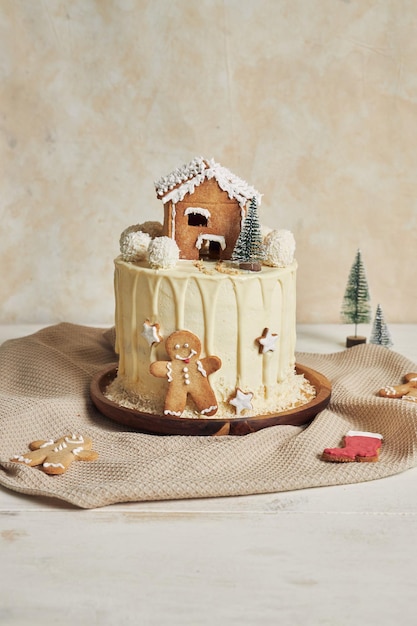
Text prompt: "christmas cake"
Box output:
[[105, 157, 315, 423]]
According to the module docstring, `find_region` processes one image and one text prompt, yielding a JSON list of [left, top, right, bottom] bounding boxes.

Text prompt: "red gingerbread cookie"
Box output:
[[150, 330, 221, 417], [321, 430, 383, 463]]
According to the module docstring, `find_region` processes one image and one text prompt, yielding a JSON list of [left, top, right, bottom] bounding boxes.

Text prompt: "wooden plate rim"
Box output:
[[90, 363, 331, 436]]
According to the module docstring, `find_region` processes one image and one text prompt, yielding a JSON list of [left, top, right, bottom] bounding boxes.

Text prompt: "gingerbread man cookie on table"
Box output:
[[11, 434, 98, 475], [150, 330, 222, 417], [378, 372, 417, 402]]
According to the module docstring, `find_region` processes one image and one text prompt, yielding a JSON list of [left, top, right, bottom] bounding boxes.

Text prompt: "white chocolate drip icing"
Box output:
[[113, 258, 297, 417]]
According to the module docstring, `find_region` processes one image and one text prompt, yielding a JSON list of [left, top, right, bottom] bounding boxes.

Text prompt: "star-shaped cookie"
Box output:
[[229, 388, 254, 417], [141, 320, 163, 346], [256, 327, 278, 354]]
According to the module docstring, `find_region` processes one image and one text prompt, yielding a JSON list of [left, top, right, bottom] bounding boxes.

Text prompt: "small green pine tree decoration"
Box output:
[[370, 304, 393, 348], [231, 197, 265, 271], [341, 249, 371, 346]]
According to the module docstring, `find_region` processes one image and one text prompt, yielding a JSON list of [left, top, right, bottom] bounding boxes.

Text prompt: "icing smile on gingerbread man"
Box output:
[[150, 330, 221, 417], [174, 342, 197, 363]]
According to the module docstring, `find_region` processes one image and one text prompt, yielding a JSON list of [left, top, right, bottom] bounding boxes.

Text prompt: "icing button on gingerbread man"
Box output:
[[150, 330, 221, 417]]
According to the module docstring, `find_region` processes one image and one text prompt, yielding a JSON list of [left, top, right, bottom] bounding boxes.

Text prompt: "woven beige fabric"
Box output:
[[1, 323, 417, 509]]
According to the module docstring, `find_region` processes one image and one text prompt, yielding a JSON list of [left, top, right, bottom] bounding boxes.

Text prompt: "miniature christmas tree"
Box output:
[[341, 249, 371, 347], [370, 304, 393, 348], [231, 197, 265, 271]]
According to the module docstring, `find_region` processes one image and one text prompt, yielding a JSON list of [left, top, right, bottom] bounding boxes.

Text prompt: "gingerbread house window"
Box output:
[[185, 207, 210, 227]]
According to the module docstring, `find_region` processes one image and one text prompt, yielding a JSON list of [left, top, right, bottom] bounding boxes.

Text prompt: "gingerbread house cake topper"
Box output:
[[154, 157, 262, 261]]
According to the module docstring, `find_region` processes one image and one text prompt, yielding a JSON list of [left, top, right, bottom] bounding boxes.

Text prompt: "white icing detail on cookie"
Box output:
[[166, 363, 173, 382], [142, 320, 162, 346], [402, 395, 417, 403], [164, 409, 182, 416], [11, 455, 31, 464], [196, 360, 207, 377], [43, 462, 65, 469], [205, 160, 262, 207], [53, 442, 68, 452], [200, 405, 217, 415], [39, 439, 54, 448], [65, 435, 84, 445], [155, 157, 206, 197], [184, 207, 211, 219], [229, 389, 254, 416], [195, 234, 226, 251], [383, 386, 396, 395], [346, 431, 383, 439], [72, 447, 84, 456], [155, 157, 262, 209], [175, 349, 197, 361], [258, 329, 279, 353], [171, 203, 176, 240], [160, 173, 206, 204]]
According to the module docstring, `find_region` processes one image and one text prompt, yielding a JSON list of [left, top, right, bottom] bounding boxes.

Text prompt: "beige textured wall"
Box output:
[[2, 0, 417, 325]]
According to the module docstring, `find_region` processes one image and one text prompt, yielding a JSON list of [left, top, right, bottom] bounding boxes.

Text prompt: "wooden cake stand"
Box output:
[[90, 364, 331, 436], [90, 363, 331, 435]]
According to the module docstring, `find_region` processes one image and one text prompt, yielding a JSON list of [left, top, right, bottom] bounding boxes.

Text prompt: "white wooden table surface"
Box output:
[[1, 324, 417, 626]]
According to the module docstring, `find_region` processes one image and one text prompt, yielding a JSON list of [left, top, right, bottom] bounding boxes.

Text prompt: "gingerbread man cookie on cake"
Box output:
[[150, 330, 221, 417]]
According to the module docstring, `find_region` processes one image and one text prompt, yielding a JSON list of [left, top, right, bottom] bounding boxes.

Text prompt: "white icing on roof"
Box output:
[[154, 157, 262, 208]]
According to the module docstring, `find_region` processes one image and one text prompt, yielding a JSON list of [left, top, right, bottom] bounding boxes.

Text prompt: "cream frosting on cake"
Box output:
[[106, 157, 315, 420]]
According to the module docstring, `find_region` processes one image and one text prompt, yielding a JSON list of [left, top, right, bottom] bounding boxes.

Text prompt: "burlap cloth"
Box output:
[[1, 323, 417, 509]]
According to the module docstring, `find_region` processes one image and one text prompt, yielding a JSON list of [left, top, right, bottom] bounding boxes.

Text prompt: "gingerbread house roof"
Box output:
[[154, 157, 262, 208]]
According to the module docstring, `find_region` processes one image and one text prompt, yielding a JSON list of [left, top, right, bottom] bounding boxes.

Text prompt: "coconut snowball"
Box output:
[[148, 236, 180, 269], [120, 230, 151, 262], [137, 221, 163, 238], [263, 229, 296, 267], [119, 221, 163, 247]]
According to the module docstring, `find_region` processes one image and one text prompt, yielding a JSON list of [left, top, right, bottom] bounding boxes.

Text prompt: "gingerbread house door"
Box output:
[[196, 234, 226, 260]]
